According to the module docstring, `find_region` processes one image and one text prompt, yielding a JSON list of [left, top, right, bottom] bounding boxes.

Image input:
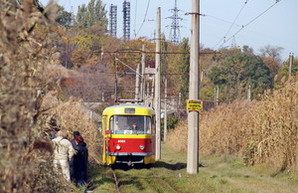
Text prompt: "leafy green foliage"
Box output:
[[55, 5, 73, 27], [209, 48, 272, 101], [76, 0, 107, 29], [274, 57, 298, 88], [177, 38, 190, 101]]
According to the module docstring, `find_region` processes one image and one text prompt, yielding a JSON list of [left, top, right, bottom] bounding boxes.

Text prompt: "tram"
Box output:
[[101, 104, 156, 166]]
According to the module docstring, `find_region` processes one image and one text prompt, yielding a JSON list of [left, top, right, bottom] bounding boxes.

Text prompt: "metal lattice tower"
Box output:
[[109, 4, 117, 37], [123, 0, 130, 41], [168, 0, 182, 45]]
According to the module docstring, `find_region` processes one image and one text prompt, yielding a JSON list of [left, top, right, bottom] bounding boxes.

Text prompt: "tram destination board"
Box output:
[[186, 100, 203, 111]]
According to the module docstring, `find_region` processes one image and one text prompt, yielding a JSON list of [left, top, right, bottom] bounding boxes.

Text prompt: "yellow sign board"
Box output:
[[186, 100, 203, 111]]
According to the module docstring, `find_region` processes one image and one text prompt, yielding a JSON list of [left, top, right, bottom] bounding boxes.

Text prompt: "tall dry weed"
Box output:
[[0, 1, 73, 192], [166, 100, 256, 155], [246, 77, 298, 172], [39, 95, 101, 163], [166, 121, 188, 152], [166, 76, 298, 172], [199, 100, 256, 156]]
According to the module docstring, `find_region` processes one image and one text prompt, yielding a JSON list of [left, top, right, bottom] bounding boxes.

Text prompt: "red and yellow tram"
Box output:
[[102, 104, 156, 166]]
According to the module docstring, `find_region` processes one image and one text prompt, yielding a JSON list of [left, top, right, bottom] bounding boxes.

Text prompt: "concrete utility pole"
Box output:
[[164, 77, 168, 142], [135, 63, 141, 99], [178, 92, 182, 114], [102, 92, 105, 102], [289, 53, 294, 78], [101, 47, 104, 61], [214, 85, 219, 106], [114, 59, 118, 102], [247, 84, 251, 101], [145, 82, 150, 106], [141, 44, 146, 101], [151, 77, 155, 107], [155, 7, 161, 160], [187, 0, 200, 174]]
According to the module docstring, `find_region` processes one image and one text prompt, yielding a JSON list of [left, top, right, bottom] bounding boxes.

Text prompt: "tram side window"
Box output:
[[109, 116, 114, 133], [145, 116, 152, 134]]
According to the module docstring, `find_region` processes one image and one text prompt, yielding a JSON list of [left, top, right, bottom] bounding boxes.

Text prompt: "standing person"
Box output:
[[70, 131, 80, 181], [52, 130, 76, 182], [71, 131, 81, 147], [49, 127, 60, 139], [72, 135, 88, 186]]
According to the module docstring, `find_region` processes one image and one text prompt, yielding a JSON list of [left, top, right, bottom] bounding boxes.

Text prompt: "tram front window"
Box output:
[[110, 115, 151, 134]]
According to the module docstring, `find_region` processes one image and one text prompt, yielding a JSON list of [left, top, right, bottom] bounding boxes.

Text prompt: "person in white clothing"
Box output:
[[52, 130, 76, 181]]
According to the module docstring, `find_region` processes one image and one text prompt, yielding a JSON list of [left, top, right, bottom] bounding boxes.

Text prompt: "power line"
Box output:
[[96, 49, 219, 55], [206, 14, 242, 27], [133, 0, 138, 38], [217, 0, 282, 49], [136, 0, 151, 36], [224, 0, 249, 39], [213, 0, 250, 49]]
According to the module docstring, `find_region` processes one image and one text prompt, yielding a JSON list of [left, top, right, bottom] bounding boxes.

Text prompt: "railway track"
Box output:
[[112, 169, 121, 193], [110, 166, 180, 193]]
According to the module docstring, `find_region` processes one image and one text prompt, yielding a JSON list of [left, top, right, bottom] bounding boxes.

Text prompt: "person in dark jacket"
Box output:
[[71, 131, 80, 146], [72, 134, 88, 186], [70, 131, 80, 181]]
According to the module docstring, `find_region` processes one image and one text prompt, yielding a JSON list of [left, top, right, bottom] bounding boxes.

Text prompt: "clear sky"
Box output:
[[40, 0, 297, 61]]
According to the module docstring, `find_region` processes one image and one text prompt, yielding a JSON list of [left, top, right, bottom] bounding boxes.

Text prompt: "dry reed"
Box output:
[[166, 76, 298, 172], [40, 95, 101, 163], [0, 1, 75, 192]]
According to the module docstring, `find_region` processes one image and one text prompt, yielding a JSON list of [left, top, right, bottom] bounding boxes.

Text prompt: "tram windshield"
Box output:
[[110, 115, 152, 134]]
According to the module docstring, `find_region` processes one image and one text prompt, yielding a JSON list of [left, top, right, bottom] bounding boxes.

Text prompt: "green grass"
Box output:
[[84, 144, 298, 193]]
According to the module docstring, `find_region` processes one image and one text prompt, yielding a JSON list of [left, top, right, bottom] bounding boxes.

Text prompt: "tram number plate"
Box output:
[[118, 140, 126, 143]]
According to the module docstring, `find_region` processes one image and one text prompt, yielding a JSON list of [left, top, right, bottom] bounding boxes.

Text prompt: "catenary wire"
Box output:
[[136, 0, 151, 37], [217, 0, 282, 49], [213, 0, 250, 49], [133, 0, 138, 38]]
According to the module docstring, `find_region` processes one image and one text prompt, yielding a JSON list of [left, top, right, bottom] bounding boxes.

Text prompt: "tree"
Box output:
[[262, 57, 281, 78], [76, 0, 107, 29], [242, 45, 254, 55], [209, 48, 272, 101], [94, 0, 107, 26], [176, 38, 190, 101], [76, 4, 88, 27], [259, 45, 284, 62], [55, 5, 73, 27], [274, 56, 298, 88]]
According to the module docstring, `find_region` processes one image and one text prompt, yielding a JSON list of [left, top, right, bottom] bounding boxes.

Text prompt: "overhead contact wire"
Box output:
[[218, 0, 281, 48], [136, 0, 151, 37], [213, 0, 250, 49]]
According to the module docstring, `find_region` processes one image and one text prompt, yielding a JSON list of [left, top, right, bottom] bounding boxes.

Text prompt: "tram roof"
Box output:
[[102, 103, 154, 116]]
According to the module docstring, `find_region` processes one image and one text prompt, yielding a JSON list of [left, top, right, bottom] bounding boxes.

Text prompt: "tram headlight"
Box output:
[[139, 145, 145, 150], [116, 145, 121, 150]]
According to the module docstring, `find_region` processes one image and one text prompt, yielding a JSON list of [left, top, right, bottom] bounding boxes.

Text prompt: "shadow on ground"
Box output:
[[155, 161, 187, 170]]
